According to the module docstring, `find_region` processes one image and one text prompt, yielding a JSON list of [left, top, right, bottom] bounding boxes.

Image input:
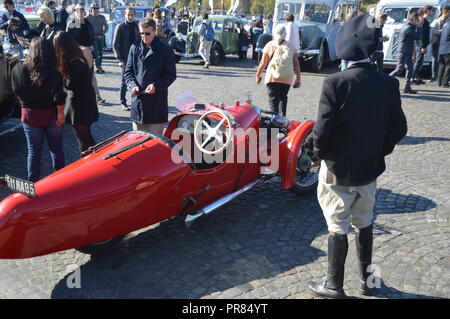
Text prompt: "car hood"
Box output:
[[297, 21, 319, 29]]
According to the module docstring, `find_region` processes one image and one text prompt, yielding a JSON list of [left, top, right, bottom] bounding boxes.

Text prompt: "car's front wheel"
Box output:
[[311, 42, 325, 73], [209, 44, 222, 65], [289, 140, 320, 195], [76, 235, 125, 255]]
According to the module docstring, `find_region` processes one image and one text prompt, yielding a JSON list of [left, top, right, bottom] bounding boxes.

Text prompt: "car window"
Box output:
[[193, 20, 223, 32], [382, 7, 436, 23], [276, 3, 302, 22], [115, 9, 145, 20], [224, 20, 234, 30], [303, 3, 331, 24], [213, 21, 223, 31]]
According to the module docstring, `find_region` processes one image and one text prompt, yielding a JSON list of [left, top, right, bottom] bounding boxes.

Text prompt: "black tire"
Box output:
[[210, 44, 222, 65], [311, 43, 325, 73], [175, 55, 181, 63], [289, 135, 320, 195], [76, 235, 125, 255]]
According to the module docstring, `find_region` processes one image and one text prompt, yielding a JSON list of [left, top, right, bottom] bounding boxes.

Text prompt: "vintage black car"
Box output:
[[0, 44, 20, 125]]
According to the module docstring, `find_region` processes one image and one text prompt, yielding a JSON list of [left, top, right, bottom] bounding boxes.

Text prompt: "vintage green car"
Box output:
[[169, 15, 243, 65]]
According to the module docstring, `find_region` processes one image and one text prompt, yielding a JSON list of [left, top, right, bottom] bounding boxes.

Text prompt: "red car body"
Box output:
[[0, 102, 315, 259]]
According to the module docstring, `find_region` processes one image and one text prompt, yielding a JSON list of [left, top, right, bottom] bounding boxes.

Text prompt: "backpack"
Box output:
[[204, 23, 215, 41], [267, 41, 295, 80]]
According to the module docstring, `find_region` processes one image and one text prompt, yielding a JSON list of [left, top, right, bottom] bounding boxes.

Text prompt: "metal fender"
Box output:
[[279, 120, 315, 189]]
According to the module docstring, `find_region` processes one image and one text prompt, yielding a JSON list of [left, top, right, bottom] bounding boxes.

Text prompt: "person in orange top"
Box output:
[[256, 24, 301, 116]]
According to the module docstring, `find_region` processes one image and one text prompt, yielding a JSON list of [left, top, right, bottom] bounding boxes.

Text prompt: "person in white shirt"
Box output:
[[285, 14, 300, 53]]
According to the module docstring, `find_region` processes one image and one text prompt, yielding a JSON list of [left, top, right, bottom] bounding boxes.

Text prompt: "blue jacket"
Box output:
[[0, 10, 30, 44], [439, 22, 450, 56], [124, 37, 177, 124]]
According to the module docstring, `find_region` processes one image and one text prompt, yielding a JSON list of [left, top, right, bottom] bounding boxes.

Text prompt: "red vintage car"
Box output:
[[0, 101, 319, 259]]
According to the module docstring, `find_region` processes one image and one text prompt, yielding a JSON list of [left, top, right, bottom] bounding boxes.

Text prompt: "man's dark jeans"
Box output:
[[431, 42, 440, 79], [438, 53, 450, 86], [371, 51, 384, 72], [266, 82, 291, 116], [93, 37, 104, 68], [120, 66, 127, 105], [389, 54, 414, 89], [413, 46, 426, 79]]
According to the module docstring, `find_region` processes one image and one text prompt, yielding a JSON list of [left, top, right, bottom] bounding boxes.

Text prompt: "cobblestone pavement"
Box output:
[[0, 53, 449, 299]]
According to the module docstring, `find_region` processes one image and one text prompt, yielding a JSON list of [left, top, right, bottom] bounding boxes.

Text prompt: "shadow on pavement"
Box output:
[[399, 136, 450, 145], [364, 279, 442, 299], [49, 182, 437, 298], [50, 185, 326, 299], [401, 93, 450, 102]]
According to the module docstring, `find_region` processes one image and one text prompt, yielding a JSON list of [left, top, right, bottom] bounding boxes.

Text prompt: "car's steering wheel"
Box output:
[[194, 109, 234, 155]]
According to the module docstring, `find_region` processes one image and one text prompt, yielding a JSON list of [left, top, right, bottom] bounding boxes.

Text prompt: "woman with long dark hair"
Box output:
[[11, 37, 66, 182], [53, 31, 99, 155]]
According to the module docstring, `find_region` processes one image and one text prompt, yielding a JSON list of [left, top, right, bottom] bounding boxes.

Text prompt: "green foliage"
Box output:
[[250, 0, 276, 15]]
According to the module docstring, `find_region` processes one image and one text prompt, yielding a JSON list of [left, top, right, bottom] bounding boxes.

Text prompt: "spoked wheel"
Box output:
[[194, 109, 234, 155], [289, 147, 320, 195], [76, 235, 125, 255]]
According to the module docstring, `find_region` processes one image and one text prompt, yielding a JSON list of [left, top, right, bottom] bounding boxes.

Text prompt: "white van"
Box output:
[[376, 0, 450, 69]]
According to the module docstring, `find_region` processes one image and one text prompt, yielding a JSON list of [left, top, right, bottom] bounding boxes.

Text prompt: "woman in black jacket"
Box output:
[[54, 31, 99, 155], [11, 37, 66, 182]]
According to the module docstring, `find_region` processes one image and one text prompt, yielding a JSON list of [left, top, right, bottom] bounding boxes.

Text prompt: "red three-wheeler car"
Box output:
[[0, 101, 319, 259]]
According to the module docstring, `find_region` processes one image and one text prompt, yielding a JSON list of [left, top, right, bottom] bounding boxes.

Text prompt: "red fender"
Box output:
[[279, 120, 315, 189]]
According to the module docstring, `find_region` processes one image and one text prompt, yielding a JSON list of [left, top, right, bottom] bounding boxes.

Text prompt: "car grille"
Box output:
[[388, 31, 401, 60]]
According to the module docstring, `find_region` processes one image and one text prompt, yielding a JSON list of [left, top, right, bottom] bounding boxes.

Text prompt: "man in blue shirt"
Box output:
[[0, 0, 30, 58]]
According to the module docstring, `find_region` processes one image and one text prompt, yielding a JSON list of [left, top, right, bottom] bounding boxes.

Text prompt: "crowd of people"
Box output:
[[1, 0, 178, 183]]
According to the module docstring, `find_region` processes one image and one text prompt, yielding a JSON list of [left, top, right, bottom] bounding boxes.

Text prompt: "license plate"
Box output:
[[3, 175, 35, 198]]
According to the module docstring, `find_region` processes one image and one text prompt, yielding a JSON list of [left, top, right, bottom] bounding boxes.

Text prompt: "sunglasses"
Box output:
[[140, 32, 152, 35]]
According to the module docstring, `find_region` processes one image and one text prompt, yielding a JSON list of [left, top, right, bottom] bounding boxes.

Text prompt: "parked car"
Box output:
[[105, 6, 174, 51], [170, 15, 243, 65], [0, 98, 319, 258], [273, 0, 359, 72], [0, 44, 20, 127]]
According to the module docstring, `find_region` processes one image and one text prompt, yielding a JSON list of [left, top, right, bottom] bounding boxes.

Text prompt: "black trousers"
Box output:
[[72, 124, 96, 155], [266, 82, 291, 116], [389, 54, 414, 89], [437, 53, 450, 86], [371, 51, 384, 72], [413, 45, 426, 79]]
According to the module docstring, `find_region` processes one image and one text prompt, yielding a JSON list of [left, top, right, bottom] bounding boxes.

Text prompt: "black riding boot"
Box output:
[[307, 233, 348, 299], [355, 224, 374, 295]]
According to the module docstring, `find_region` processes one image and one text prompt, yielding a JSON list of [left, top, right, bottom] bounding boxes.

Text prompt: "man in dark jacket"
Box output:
[[412, 6, 433, 85], [305, 14, 407, 299], [437, 20, 450, 87], [0, 0, 30, 58], [124, 17, 176, 135], [113, 7, 140, 111], [389, 12, 420, 93], [55, 0, 69, 32]]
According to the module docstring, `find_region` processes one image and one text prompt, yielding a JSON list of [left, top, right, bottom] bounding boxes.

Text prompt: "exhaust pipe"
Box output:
[[184, 177, 271, 228]]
